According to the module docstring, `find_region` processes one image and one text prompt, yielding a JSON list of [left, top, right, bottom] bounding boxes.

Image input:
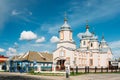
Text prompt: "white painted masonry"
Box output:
[[53, 17, 113, 70]]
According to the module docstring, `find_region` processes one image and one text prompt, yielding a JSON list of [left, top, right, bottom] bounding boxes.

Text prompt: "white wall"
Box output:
[[0, 65, 2, 71], [93, 53, 99, 67], [53, 47, 75, 67], [57, 42, 76, 49], [100, 54, 108, 67], [60, 31, 72, 42], [118, 62, 120, 68]]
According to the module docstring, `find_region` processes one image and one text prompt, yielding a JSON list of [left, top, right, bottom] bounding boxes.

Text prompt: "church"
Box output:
[[53, 16, 113, 70]]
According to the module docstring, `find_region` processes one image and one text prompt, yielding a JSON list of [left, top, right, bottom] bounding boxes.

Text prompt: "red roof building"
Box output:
[[0, 55, 8, 63]]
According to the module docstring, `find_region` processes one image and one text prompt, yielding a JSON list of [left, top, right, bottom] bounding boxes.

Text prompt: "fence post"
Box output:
[[95, 66, 97, 73], [115, 66, 117, 72], [88, 66, 89, 73], [101, 66, 103, 73], [85, 66, 87, 73], [111, 67, 113, 72], [106, 67, 108, 73], [76, 66, 78, 74]]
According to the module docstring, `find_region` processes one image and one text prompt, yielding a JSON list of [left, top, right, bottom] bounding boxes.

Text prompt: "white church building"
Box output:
[[53, 16, 112, 70]]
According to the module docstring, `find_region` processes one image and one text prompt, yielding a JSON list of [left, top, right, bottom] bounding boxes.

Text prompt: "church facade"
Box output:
[[53, 16, 112, 70]]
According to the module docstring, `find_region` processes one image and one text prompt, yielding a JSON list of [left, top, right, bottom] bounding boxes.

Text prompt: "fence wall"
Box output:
[[71, 66, 120, 73]]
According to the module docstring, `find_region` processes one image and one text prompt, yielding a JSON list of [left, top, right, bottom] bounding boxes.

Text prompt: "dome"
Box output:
[[84, 29, 92, 37], [60, 15, 71, 31], [82, 29, 93, 39], [101, 39, 106, 43], [61, 21, 70, 28], [101, 35, 106, 43]]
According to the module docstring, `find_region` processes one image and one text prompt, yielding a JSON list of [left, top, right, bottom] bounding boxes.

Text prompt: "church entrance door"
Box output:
[[56, 59, 65, 70]]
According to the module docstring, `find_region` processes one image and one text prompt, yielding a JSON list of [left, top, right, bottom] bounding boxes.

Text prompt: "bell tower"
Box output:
[[57, 13, 76, 49], [59, 13, 72, 42]]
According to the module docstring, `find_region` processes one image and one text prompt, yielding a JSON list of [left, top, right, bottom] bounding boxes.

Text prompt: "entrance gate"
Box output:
[[56, 59, 65, 70]]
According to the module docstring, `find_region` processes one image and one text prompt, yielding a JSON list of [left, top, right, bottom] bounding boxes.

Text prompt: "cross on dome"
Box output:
[[64, 12, 67, 22], [101, 34, 106, 43], [86, 20, 89, 30], [102, 34, 104, 40]]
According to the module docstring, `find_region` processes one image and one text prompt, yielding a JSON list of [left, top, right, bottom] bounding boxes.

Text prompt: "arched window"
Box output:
[[60, 51, 64, 56], [69, 32, 72, 40], [60, 31, 64, 40], [91, 43, 93, 47], [83, 41, 86, 45]]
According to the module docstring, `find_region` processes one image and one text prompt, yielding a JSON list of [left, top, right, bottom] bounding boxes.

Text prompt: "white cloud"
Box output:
[[6, 47, 17, 57], [11, 10, 21, 16], [14, 42, 19, 48], [0, 48, 5, 52], [11, 8, 33, 16], [108, 40, 120, 58], [31, 44, 43, 47], [109, 40, 120, 49], [14, 42, 18, 45], [36, 37, 45, 43], [50, 36, 59, 43], [42, 50, 50, 53], [68, 0, 120, 27], [9, 47, 16, 53], [19, 31, 37, 40], [48, 25, 60, 34], [17, 42, 56, 54], [77, 33, 84, 39], [29, 11, 32, 16], [18, 52, 24, 56], [40, 24, 60, 34], [11, 9, 36, 25]]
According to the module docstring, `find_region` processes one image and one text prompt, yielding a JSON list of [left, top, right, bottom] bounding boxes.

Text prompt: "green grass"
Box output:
[[70, 72, 85, 76], [0, 70, 9, 72], [29, 72, 65, 76], [28, 71, 120, 76]]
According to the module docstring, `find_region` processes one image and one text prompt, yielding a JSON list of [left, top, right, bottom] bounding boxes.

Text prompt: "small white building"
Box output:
[[53, 16, 112, 70]]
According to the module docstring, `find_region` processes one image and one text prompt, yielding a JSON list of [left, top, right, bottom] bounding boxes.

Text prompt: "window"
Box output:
[[48, 64, 52, 66], [60, 51, 64, 56], [66, 57, 70, 65], [90, 59, 93, 66], [60, 31, 64, 40], [91, 43, 93, 47], [90, 53, 93, 57], [83, 41, 86, 45], [69, 32, 72, 40], [74, 57, 77, 64], [44, 64, 47, 66], [41, 64, 43, 66]]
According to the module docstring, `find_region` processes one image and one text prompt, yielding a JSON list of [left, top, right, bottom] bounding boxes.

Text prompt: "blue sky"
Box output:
[[0, 0, 120, 58]]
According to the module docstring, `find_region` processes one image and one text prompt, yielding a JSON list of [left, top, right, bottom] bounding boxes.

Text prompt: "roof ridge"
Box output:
[[37, 52, 45, 58]]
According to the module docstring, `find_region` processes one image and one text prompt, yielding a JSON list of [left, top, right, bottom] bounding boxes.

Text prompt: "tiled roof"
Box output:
[[0, 55, 8, 62], [11, 51, 53, 62]]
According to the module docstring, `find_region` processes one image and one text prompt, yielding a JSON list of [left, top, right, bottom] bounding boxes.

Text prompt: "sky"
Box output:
[[0, 0, 120, 59]]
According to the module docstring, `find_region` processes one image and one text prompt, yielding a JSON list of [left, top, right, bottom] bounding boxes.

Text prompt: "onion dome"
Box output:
[[60, 12, 71, 31]]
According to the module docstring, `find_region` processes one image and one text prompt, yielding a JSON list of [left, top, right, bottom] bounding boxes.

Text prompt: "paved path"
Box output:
[[0, 72, 120, 80], [0, 72, 65, 80], [70, 74, 120, 80]]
